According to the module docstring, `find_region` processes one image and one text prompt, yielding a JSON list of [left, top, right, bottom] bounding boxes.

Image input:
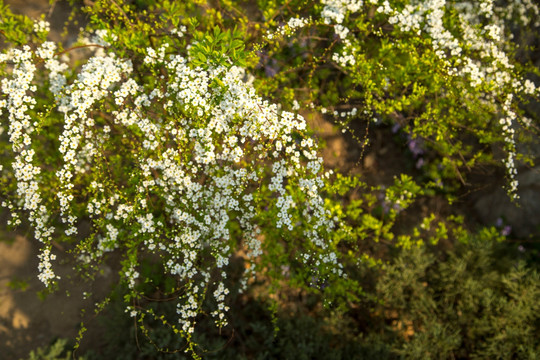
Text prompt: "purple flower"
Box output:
[[265, 59, 279, 77], [408, 138, 424, 157]]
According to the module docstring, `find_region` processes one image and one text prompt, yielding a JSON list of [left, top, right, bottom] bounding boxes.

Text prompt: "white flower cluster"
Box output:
[[96, 223, 120, 256], [125, 264, 139, 289], [1, 35, 341, 333], [170, 25, 187, 38], [320, 0, 538, 198], [267, 17, 310, 39], [502, 0, 540, 27], [37, 41, 68, 97], [143, 44, 169, 65], [334, 107, 358, 119], [127, 53, 341, 327], [33, 19, 50, 35], [55, 40, 133, 235], [332, 42, 356, 67], [286, 17, 310, 33], [500, 94, 519, 197], [211, 281, 230, 326], [321, 0, 363, 24], [0, 45, 57, 286], [379, 0, 462, 60]]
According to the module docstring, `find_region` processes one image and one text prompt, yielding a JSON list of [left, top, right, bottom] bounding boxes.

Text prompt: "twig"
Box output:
[[110, 0, 133, 28], [47, 0, 57, 19]]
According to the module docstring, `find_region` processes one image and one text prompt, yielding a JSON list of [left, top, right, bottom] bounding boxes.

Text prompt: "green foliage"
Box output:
[[65, 283, 393, 360], [0, 0, 35, 46], [44, 227, 539, 359], [190, 26, 249, 68], [25, 338, 85, 360], [7, 276, 29, 291], [375, 235, 540, 359], [236, 0, 539, 196]]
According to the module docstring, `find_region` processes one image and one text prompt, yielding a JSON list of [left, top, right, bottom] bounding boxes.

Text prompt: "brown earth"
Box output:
[[0, 230, 115, 359]]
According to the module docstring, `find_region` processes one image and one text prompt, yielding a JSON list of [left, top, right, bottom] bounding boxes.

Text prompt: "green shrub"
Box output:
[[374, 234, 540, 359], [25, 338, 85, 360]]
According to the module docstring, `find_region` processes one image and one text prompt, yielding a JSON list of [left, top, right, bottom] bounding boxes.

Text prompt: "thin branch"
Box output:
[[110, 0, 133, 28], [54, 44, 107, 57]]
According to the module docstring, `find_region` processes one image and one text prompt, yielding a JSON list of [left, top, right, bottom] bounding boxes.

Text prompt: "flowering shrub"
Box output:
[[248, 0, 539, 197], [0, 3, 342, 352], [1, 0, 539, 357]]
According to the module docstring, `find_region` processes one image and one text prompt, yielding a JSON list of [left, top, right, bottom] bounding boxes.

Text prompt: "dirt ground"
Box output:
[[0, 230, 116, 358]]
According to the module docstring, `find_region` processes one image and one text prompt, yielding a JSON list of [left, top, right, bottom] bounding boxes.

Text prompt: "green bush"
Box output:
[[25, 338, 84, 360], [373, 233, 540, 359]]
